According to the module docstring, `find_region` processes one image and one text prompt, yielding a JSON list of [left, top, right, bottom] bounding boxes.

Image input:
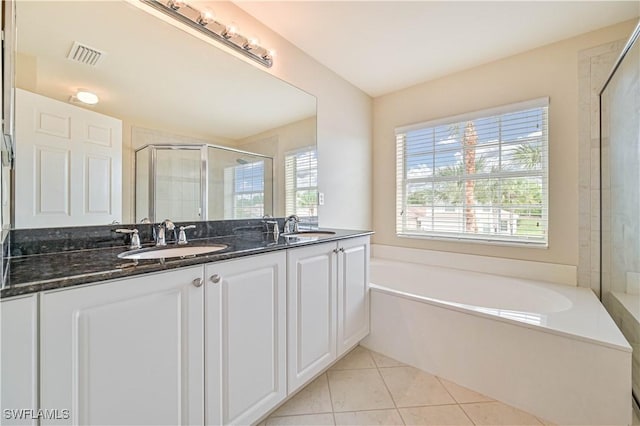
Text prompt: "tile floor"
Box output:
[[261, 346, 554, 426]]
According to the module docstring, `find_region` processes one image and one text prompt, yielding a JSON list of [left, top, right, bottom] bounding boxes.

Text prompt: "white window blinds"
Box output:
[[396, 98, 549, 246], [285, 147, 318, 225], [225, 160, 265, 219]]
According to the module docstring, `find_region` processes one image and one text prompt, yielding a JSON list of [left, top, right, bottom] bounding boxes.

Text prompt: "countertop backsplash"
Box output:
[[8, 218, 287, 257]]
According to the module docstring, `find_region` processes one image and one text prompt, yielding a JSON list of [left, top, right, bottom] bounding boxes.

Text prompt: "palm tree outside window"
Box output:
[[396, 98, 549, 246]]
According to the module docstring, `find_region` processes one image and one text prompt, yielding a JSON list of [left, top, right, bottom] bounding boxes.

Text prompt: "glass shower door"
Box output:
[[600, 24, 640, 408], [155, 147, 202, 222]]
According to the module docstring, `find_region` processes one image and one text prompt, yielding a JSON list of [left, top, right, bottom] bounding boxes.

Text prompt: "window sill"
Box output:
[[396, 232, 549, 249]]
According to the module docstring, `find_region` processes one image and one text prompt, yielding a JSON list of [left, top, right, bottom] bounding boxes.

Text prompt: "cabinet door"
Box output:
[[40, 267, 204, 426], [206, 252, 286, 426], [1, 295, 38, 426], [287, 242, 337, 393], [337, 236, 370, 356]]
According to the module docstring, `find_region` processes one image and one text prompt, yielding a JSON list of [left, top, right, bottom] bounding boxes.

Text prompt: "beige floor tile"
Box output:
[[379, 366, 455, 408], [333, 409, 404, 425], [535, 417, 556, 426], [271, 374, 333, 416], [327, 369, 395, 412], [438, 378, 493, 403], [265, 413, 335, 426], [330, 346, 376, 370], [370, 351, 406, 368], [399, 405, 473, 425], [461, 401, 542, 425]]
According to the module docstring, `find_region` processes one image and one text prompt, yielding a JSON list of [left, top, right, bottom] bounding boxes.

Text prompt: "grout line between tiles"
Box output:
[[458, 403, 478, 426], [324, 372, 337, 426], [457, 400, 497, 405], [374, 354, 405, 425]]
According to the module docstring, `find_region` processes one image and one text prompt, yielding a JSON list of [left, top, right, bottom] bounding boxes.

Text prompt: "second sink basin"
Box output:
[[118, 244, 228, 260]]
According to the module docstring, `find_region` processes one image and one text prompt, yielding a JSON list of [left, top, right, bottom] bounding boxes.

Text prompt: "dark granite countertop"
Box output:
[[1, 227, 372, 298]]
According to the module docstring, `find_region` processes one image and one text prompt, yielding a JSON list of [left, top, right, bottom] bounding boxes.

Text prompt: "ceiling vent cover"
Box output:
[[67, 41, 105, 67]]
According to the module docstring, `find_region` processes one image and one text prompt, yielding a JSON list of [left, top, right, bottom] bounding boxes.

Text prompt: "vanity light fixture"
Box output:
[[141, 0, 274, 68], [71, 89, 99, 105]]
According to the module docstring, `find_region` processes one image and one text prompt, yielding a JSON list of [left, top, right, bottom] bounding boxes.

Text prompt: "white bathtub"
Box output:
[[361, 258, 633, 425]]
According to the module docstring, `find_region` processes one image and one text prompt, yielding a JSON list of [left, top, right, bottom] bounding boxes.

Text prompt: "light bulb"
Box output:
[[264, 49, 276, 60], [197, 9, 214, 25], [224, 22, 238, 38], [167, 0, 186, 10], [75, 90, 99, 105], [244, 37, 260, 50]]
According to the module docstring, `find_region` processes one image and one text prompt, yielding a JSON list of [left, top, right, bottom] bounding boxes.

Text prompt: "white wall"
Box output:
[[133, 1, 373, 231], [372, 20, 637, 267]]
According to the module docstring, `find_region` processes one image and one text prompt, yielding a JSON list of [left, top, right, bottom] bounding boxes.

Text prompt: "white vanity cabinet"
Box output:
[[39, 266, 204, 426], [205, 251, 287, 426], [286, 241, 338, 393], [1, 294, 38, 426], [336, 236, 370, 356], [6, 233, 369, 426], [286, 235, 370, 393]]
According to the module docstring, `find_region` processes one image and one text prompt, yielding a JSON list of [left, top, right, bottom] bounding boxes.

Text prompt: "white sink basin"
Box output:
[[118, 244, 228, 260], [283, 230, 336, 238]]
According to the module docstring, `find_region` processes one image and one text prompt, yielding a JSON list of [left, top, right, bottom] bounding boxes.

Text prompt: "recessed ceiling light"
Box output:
[[74, 89, 99, 105]]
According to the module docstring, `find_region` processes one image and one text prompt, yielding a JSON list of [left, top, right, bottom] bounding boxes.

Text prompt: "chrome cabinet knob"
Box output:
[[210, 274, 221, 284], [192, 278, 203, 287]]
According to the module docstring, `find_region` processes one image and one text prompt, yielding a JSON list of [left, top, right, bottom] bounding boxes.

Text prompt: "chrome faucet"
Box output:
[[115, 228, 142, 250], [177, 225, 196, 245], [284, 215, 300, 233], [156, 219, 176, 246], [262, 215, 280, 239]]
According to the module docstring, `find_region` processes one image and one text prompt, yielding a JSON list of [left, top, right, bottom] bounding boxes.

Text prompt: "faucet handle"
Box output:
[[285, 214, 300, 233], [115, 228, 142, 250], [178, 225, 196, 245]]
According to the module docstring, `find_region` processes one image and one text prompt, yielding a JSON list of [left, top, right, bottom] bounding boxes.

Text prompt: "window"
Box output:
[[225, 160, 266, 219], [285, 147, 318, 225], [396, 98, 548, 246]]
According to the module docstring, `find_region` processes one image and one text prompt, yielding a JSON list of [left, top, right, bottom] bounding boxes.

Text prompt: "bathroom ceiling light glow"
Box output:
[[142, 0, 274, 68], [73, 89, 99, 105]]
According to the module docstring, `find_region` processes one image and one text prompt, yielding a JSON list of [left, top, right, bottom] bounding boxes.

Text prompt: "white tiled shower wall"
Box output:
[[577, 39, 626, 294]]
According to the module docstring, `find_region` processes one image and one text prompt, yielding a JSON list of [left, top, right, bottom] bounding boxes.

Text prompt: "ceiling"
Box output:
[[236, 1, 640, 97], [16, 1, 316, 141]]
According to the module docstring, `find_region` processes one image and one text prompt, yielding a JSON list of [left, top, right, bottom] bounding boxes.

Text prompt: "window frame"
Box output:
[[284, 146, 318, 224], [225, 160, 266, 219], [395, 97, 549, 247]]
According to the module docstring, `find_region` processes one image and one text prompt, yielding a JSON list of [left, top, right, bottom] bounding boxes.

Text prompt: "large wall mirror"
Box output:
[[11, 0, 317, 229]]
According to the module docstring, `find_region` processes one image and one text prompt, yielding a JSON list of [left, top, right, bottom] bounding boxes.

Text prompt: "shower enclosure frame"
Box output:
[[599, 20, 640, 412], [135, 143, 274, 223]]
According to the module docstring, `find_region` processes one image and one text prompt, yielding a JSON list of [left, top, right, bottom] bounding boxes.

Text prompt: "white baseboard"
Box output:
[[371, 244, 577, 286]]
